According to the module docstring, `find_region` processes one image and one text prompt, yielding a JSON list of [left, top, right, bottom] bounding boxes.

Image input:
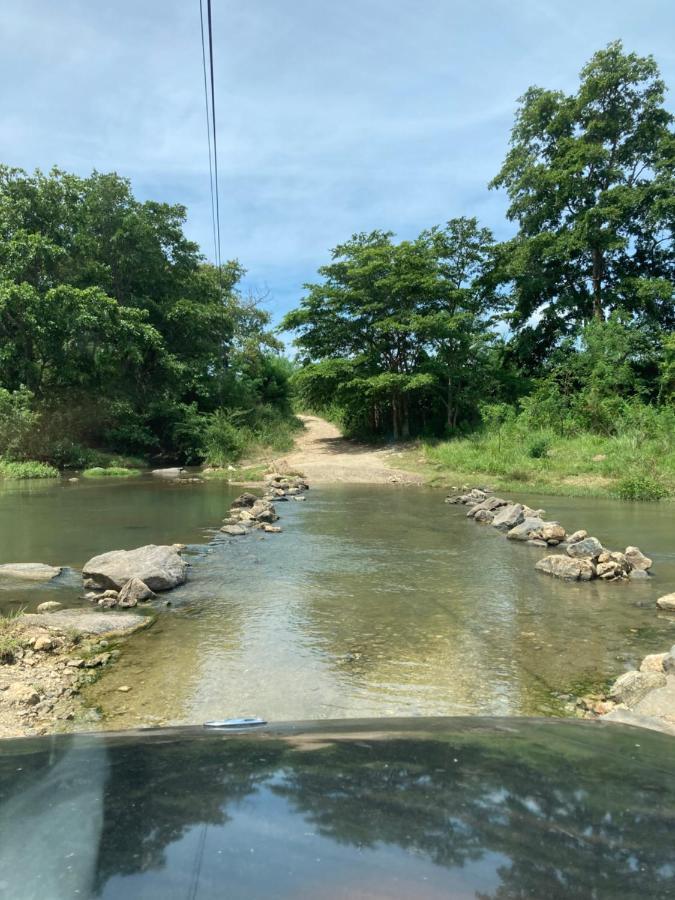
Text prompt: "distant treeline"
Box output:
[[0, 167, 295, 467], [284, 41, 674, 443]]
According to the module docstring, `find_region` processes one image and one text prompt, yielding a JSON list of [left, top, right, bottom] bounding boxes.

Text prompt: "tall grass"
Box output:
[[422, 415, 675, 500], [203, 407, 302, 467]]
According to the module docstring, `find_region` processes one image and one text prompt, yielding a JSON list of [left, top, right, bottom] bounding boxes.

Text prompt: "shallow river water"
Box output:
[[1, 476, 674, 727]]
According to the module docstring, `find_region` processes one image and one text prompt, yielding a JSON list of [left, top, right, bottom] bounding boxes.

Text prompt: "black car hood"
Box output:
[[0, 716, 674, 899]]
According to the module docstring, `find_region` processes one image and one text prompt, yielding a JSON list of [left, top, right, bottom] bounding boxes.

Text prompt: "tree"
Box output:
[[284, 221, 498, 439], [492, 41, 675, 363]]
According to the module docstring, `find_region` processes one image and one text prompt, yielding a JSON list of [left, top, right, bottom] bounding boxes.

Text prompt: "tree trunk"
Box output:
[[391, 395, 400, 441], [446, 377, 453, 429], [591, 248, 604, 321], [401, 395, 410, 440]]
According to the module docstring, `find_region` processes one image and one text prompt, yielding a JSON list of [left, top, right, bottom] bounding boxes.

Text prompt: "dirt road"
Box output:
[[280, 415, 423, 484]]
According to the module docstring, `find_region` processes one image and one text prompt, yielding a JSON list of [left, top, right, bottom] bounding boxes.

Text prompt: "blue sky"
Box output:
[[3, 1, 675, 330]]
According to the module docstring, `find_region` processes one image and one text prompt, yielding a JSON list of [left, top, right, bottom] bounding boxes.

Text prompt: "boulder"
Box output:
[[250, 500, 278, 523], [262, 525, 282, 533], [83, 545, 187, 592], [0, 563, 62, 582], [36, 601, 62, 613], [522, 506, 546, 518], [629, 569, 650, 581], [506, 517, 545, 541], [34, 636, 55, 652], [608, 670, 666, 707], [640, 653, 668, 674], [220, 524, 248, 536], [492, 504, 525, 532], [540, 522, 566, 545], [656, 593, 675, 611], [567, 530, 588, 544], [474, 508, 495, 524], [596, 561, 623, 580], [151, 467, 185, 478], [535, 555, 595, 581], [230, 492, 259, 509], [566, 537, 603, 560], [466, 497, 507, 518], [118, 577, 155, 608], [625, 546, 652, 572]]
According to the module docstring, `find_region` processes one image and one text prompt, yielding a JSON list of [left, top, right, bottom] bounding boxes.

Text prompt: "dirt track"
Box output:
[[280, 415, 423, 484]]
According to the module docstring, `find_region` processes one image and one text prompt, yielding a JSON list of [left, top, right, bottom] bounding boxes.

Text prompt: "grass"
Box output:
[[82, 466, 142, 478], [399, 425, 675, 500], [0, 459, 59, 479], [0, 611, 27, 663]]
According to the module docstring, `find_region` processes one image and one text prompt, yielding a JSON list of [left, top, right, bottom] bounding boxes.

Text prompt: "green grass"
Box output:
[[403, 425, 675, 500], [82, 466, 142, 478], [0, 611, 28, 663], [0, 459, 60, 479]]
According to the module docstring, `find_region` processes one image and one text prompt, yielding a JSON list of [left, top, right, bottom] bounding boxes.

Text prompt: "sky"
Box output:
[[2, 0, 675, 331]]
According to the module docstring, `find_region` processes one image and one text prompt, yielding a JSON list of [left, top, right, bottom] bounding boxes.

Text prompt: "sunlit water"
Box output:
[[1, 476, 674, 727]]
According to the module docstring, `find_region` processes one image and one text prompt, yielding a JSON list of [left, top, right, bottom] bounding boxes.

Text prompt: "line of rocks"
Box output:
[[446, 488, 653, 582], [220, 473, 309, 537]]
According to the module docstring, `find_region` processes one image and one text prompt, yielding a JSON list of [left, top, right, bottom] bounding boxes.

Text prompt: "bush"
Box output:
[[614, 473, 670, 502], [203, 411, 247, 465], [0, 460, 59, 479], [527, 436, 551, 459], [0, 388, 40, 459]]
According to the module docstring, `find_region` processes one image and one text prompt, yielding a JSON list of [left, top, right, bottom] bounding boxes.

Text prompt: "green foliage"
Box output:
[[527, 436, 551, 459], [284, 218, 500, 440], [491, 40, 674, 362], [0, 459, 59, 479], [615, 472, 670, 502], [0, 166, 294, 465]]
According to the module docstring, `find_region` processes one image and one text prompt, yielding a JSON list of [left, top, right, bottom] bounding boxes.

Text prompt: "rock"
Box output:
[[656, 593, 675, 611], [250, 501, 278, 523], [596, 561, 621, 580], [0, 563, 62, 582], [567, 530, 588, 544], [535, 555, 595, 581], [522, 506, 546, 518], [5, 683, 39, 706], [33, 636, 55, 652], [629, 569, 649, 581], [83, 545, 188, 591], [230, 492, 259, 509], [467, 497, 507, 518], [492, 504, 525, 532], [19, 609, 151, 637], [151, 467, 185, 478], [506, 517, 545, 541], [36, 601, 62, 613], [220, 524, 248, 536], [608, 670, 666, 707], [566, 537, 604, 560], [597, 551, 611, 564], [117, 685, 131, 692], [527, 539, 548, 547], [640, 653, 668, 674], [625, 546, 652, 572], [117, 577, 155, 607], [98, 597, 118, 608], [474, 508, 495, 524], [540, 522, 566, 545], [263, 525, 282, 533], [172, 543, 187, 552], [290, 495, 306, 501]]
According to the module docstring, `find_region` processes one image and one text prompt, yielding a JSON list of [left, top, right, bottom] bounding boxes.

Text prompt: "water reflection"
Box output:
[[1, 719, 674, 899]]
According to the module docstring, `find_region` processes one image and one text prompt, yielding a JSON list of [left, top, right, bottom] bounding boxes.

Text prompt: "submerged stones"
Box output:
[[220, 473, 309, 539], [447, 485, 654, 584]]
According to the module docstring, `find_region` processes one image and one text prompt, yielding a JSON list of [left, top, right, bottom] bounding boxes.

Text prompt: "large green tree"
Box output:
[[492, 41, 675, 362], [284, 220, 498, 439]]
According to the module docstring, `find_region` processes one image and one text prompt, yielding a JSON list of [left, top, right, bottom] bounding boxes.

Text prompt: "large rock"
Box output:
[[608, 670, 667, 707], [82, 545, 187, 592], [36, 601, 62, 613], [492, 504, 525, 532], [656, 593, 675, 611], [20, 609, 151, 637], [625, 546, 652, 572], [541, 523, 566, 545], [566, 537, 603, 560], [466, 497, 507, 518], [535, 555, 595, 581], [0, 563, 62, 582], [506, 517, 545, 541], [230, 492, 259, 509], [567, 530, 588, 544], [249, 500, 278, 523], [151, 467, 185, 478]]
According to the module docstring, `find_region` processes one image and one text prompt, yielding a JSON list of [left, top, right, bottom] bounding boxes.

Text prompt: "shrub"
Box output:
[[0, 460, 59, 479], [527, 436, 551, 459], [82, 467, 141, 478], [203, 411, 247, 465], [614, 473, 670, 502]]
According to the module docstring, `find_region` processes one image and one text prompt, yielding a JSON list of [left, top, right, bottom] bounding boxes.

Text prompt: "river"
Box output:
[[1, 475, 674, 728]]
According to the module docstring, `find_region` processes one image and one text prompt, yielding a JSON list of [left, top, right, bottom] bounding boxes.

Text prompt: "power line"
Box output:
[[199, 0, 223, 287], [198, 0, 217, 266]]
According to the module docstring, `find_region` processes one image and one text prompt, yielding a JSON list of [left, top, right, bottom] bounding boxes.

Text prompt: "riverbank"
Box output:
[[0, 610, 151, 737], [394, 428, 675, 500]]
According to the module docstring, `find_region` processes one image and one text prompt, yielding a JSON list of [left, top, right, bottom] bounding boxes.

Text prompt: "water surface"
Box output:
[[1, 477, 674, 726]]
